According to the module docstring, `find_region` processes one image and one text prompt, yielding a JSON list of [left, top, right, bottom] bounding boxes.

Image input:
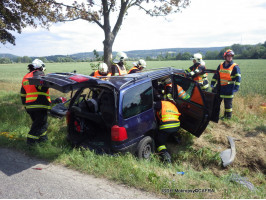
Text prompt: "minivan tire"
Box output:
[[137, 136, 155, 159]]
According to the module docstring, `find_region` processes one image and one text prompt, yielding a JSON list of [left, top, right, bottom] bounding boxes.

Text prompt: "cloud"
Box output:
[[1, 0, 266, 56]]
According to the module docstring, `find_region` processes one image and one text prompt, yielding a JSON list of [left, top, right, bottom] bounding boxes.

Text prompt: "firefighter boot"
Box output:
[[221, 112, 232, 120], [26, 138, 38, 145], [159, 149, 172, 163], [38, 135, 48, 143], [225, 112, 232, 119]]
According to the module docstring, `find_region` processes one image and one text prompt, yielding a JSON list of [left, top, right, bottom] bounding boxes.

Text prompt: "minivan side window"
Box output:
[[122, 82, 153, 119]]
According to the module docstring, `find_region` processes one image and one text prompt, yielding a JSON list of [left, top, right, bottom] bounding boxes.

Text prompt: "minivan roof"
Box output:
[[100, 67, 184, 90], [28, 67, 185, 93]]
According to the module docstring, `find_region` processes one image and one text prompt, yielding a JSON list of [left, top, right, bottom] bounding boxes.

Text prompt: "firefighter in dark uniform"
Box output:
[[90, 63, 111, 77], [111, 51, 128, 76], [128, 59, 146, 74], [211, 49, 241, 119], [21, 59, 56, 145], [185, 53, 209, 91], [154, 92, 181, 163]]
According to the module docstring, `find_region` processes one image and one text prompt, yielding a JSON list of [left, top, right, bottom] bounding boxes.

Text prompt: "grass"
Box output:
[[0, 60, 266, 198]]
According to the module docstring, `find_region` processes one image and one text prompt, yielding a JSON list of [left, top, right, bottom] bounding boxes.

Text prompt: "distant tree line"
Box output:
[[1, 42, 266, 64], [145, 41, 266, 61]]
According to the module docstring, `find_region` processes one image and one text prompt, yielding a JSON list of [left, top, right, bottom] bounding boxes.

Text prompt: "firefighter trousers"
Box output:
[[218, 97, 233, 119], [26, 109, 48, 144], [156, 126, 180, 152]]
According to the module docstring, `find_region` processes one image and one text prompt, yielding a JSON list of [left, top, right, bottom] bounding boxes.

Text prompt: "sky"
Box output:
[[1, 0, 266, 57]]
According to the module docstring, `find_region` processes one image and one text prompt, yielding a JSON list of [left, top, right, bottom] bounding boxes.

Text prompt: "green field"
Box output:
[[1, 59, 265, 96], [0, 60, 265, 198]]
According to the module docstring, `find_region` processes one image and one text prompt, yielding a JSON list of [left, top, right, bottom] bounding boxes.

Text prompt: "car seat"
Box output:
[[99, 92, 115, 126]]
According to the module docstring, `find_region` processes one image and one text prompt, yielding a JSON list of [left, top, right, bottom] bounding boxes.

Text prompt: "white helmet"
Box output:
[[113, 51, 128, 63], [200, 60, 206, 66], [32, 59, 45, 70], [98, 63, 108, 74], [137, 59, 146, 68], [191, 53, 202, 63]]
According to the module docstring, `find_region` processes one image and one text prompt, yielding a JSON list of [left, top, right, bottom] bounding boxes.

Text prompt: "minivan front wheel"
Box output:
[[137, 136, 155, 159]]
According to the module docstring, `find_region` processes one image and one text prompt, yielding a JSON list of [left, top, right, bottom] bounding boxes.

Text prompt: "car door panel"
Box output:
[[172, 74, 209, 137], [202, 91, 220, 122]]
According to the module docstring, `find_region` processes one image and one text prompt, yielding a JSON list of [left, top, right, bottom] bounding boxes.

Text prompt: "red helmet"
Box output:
[[223, 49, 235, 58]]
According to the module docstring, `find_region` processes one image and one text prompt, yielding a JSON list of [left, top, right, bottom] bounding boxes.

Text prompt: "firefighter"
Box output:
[[211, 49, 241, 119], [154, 92, 181, 163], [90, 63, 111, 77], [163, 78, 190, 100], [21, 59, 60, 145], [128, 59, 146, 74], [111, 51, 128, 76], [185, 53, 209, 90]]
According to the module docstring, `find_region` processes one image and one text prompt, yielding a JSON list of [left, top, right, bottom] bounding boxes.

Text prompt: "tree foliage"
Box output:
[[0, 0, 63, 45], [204, 42, 266, 60]]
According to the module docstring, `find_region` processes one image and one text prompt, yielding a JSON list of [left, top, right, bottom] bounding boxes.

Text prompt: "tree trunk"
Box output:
[[102, 0, 128, 70], [103, 35, 113, 69]]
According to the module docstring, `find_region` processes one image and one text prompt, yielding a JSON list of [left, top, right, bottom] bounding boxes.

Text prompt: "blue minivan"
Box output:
[[29, 67, 220, 158]]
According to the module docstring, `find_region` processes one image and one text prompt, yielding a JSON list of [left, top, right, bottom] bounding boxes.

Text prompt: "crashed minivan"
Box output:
[[29, 67, 220, 158]]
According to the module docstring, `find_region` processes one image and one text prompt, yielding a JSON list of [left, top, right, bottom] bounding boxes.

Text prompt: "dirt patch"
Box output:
[[193, 121, 266, 174]]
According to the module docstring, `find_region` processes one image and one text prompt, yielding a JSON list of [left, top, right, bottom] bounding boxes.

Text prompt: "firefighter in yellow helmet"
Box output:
[[154, 91, 181, 163], [111, 51, 128, 76]]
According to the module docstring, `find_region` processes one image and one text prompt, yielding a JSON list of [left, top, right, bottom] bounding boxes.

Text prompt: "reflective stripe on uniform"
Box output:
[[27, 134, 39, 139], [161, 114, 179, 121], [159, 122, 180, 130], [26, 92, 50, 96], [220, 94, 234, 98], [26, 97, 37, 101], [225, 108, 232, 112], [184, 95, 190, 100], [25, 105, 51, 109], [40, 131, 47, 137], [157, 145, 167, 152], [23, 81, 29, 85], [235, 82, 241, 86], [231, 73, 241, 78], [178, 90, 186, 99], [201, 84, 209, 89], [27, 131, 47, 140], [220, 80, 235, 85], [220, 69, 232, 74]]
